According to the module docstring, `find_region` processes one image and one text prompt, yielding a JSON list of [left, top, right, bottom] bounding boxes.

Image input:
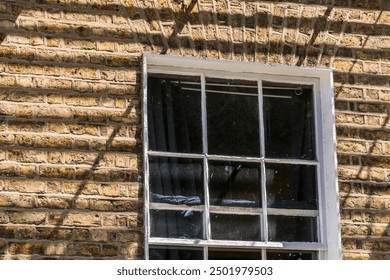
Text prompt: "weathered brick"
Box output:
[[64, 152, 97, 165], [0, 226, 16, 238], [45, 243, 66, 255], [73, 229, 89, 241], [35, 196, 71, 209], [8, 150, 47, 163], [36, 136, 73, 149], [7, 180, 45, 193], [8, 242, 45, 255], [36, 228, 72, 240], [8, 121, 46, 133], [36, 107, 73, 119], [0, 134, 15, 145], [16, 227, 36, 239], [19, 165, 37, 178], [64, 213, 100, 227], [337, 140, 366, 153], [39, 166, 74, 180], [0, 163, 17, 176], [0, 211, 8, 223], [9, 212, 46, 225]]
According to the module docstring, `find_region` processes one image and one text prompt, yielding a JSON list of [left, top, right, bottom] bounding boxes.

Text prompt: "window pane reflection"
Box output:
[[207, 78, 259, 157], [148, 74, 202, 153], [209, 161, 261, 207], [149, 246, 203, 260], [151, 210, 203, 239], [268, 216, 317, 242], [208, 248, 262, 260], [267, 250, 317, 260], [266, 164, 317, 209], [149, 156, 204, 205], [263, 86, 315, 159], [211, 213, 261, 241]]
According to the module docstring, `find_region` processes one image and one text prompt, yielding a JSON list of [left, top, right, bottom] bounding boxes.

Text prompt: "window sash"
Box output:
[[143, 54, 340, 260]]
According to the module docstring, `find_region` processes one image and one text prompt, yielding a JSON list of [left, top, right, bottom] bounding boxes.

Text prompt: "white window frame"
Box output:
[[142, 54, 341, 260]]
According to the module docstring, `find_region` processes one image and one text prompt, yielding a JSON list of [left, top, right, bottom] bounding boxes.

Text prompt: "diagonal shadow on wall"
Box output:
[[0, 0, 389, 259]]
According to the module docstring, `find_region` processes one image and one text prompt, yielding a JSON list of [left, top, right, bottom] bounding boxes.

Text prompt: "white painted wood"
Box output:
[[149, 203, 204, 212], [201, 73, 211, 242], [258, 80, 268, 243], [149, 238, 283, 248], [142, 56, 150, 260], [148, 150, 204, 159], [267, 208, 319, 217], [143, 54, 340, 260]]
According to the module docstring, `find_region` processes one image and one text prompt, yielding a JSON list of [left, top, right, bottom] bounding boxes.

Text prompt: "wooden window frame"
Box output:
[[143, 54, 341, 260]]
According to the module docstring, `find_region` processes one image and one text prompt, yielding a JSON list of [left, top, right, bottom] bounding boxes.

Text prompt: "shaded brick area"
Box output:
[[0, 0, 389, 259]]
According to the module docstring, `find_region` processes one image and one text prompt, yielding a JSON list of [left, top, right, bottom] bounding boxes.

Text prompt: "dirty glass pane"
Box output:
[[263, 86, 315, 159], [266, 163, 317, 209], [207, 78, 259, 157], [148, 74, 202, 153], [267, 250, 317, 260], [149, 246, 203, 260], [209, 160, 261, 207], [149, 156, 204, 205], [268, 216, 317, 242], [150, 210, 203, 239], [208, 248, 262, 260], [211, 213, 261, 241]]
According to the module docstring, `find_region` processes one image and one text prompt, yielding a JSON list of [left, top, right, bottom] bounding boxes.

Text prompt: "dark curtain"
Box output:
[[147, 76, 202, 255]]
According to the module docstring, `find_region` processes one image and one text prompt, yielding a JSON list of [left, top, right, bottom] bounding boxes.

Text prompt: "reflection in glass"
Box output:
[[211, 213, 261, 241], [263, 86, 315, 159], [209, 161, 261, 207], [208, 248, 262, 260], [268, 216, 317, 242], [149, 246, 203, 260], [207, 78, 259, 157], [148, 74, 202, 153], [149, 156, 203, 205], [267, 250, 317, 260], [266, 164, 317, 209], [151, 210, 203, 239]]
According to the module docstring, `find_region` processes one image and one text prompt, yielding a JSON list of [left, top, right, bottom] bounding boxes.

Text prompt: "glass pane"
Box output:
[[267, 250, 317, 260], [208, 248, 262, 260], [207, 78, 259, 157], [148, 74, 202, 153], [266, 164, 317, 209], [149, 156, 203, 205], [268, 216, 317, 242], [149, 246, 203, 260], [209, 161, 261, 207], [150, 210, 203, 239], [263, 85, 315, 159], [211, 213, 261, 241]]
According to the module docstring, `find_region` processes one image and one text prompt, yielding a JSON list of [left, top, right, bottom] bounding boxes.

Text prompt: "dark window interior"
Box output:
[[147, 75, 318, 260]]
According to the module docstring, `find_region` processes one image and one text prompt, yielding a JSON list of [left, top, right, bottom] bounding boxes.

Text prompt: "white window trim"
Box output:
[[142, 54, 341, 260]]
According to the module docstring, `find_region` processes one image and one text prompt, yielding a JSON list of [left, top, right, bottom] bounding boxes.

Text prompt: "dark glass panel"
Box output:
[[149, 156, 203, 205], [263, 86, 315, 159], [149, 246, 203, 260], [207, 78, 259, 157], [208, 248, 262, 260], [267, 250, 317, 260], [266, 163, 317, 209], [148, 74, 202, 153], [211, 213, 261, 241], [209, 161, 261, 207], [150, 210, 203, 239], [268, 216, 317, 242]]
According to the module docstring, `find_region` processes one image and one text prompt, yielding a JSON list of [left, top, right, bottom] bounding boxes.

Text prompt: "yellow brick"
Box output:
[[64, 213, 100, 227]]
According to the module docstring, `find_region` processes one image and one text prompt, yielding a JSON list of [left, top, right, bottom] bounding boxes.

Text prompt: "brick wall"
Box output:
[[0, 0, 389, 259]]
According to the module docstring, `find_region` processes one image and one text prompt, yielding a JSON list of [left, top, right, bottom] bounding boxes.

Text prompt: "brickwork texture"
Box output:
[[0, 0, 389, 259]]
